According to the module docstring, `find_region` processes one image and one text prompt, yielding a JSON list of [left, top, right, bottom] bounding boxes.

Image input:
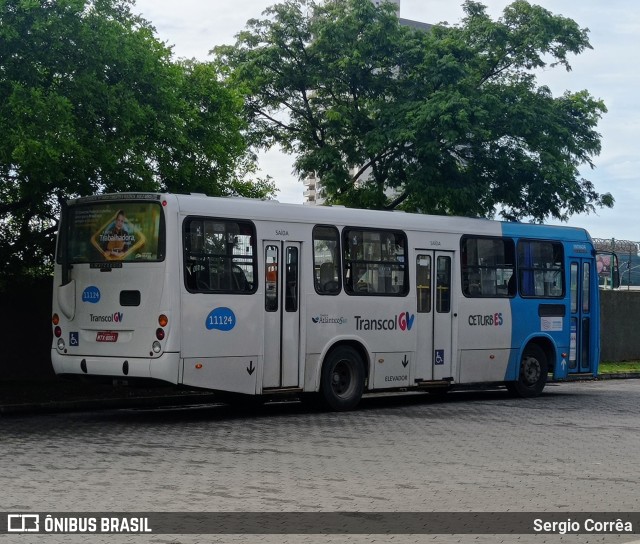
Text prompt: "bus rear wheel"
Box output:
[[320, 346, 365, 411], [507, 344, 548, 398]]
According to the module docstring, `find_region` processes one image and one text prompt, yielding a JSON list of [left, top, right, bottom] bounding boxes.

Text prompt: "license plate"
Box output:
[[96, 331, 118, 342]]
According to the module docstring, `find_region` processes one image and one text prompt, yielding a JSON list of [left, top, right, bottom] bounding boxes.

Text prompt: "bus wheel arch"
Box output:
[[319, 342, 368, 411], [507, 339, 552, 398]]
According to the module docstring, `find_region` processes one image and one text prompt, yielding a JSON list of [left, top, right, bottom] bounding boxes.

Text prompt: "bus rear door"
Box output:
[[263, 241, 301, 389], [414, 250, 454, 381], [569, 259, 597, 374]]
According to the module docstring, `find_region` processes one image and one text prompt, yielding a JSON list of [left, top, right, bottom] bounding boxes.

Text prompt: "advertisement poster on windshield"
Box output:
[[68, 202, 161, 263]]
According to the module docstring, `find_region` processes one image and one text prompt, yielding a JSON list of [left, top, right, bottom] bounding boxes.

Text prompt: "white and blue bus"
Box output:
[[52, 193, 599, 410]]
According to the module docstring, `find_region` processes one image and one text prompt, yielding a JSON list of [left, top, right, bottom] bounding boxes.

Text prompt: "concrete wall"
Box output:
[[600, 289, 640, 362], [0, 278, 55, 381]]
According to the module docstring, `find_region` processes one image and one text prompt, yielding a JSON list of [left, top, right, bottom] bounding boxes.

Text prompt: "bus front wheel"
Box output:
[[320, 346, 365, 411], [507, 344, 548, 398]]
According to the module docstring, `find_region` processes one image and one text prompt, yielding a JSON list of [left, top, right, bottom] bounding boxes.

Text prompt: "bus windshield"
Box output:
[[64, 200, 164, 264]]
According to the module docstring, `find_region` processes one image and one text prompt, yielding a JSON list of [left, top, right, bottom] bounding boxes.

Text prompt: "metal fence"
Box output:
[[593, 238, 640, 288]]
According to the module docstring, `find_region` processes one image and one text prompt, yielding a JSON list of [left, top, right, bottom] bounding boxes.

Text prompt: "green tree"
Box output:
[[215, 0, 613, 219], [0, 0, 274, 277]]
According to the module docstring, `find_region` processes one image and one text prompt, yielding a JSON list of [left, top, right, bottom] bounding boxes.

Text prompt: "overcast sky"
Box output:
[[133, 0, 640, 242]]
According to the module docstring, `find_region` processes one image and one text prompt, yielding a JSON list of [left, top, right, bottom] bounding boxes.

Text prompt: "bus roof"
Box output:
[[70, 192, 593, 243]]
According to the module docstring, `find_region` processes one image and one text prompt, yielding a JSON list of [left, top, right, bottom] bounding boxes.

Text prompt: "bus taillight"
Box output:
[[54, 326, 62, 338], [52, 314, 60, 325], [152, 315, 167, 355]]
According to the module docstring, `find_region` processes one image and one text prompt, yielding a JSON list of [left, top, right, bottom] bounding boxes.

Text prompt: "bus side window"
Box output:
[[342, 227, 408, 296], [183, 217, 256, 294], [461, 236, 515, 298], [518, 240, 564, 298], [313, 225, 341, 295]]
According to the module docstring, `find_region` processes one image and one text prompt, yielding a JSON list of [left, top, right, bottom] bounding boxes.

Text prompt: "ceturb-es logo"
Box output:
[[90, 312, 123, 323], [354, 312, 414, 332]]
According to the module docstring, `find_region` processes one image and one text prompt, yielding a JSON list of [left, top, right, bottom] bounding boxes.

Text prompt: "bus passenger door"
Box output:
[[263, 241, 301, 389], [415, 250, 454, 381], [569, 260, 595, 374]]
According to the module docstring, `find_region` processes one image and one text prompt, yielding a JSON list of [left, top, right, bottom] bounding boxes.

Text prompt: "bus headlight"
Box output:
[[152, 341, 162, 354], [57, 338, 66, 350]]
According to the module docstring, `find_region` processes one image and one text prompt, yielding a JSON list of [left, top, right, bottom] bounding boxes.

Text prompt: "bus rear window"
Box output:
[[64, 202, 164, 263]]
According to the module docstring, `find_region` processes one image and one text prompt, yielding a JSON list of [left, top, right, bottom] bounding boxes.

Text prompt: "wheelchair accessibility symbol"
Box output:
[[69, 332, 79, 347], [435, 349, 445, 365]]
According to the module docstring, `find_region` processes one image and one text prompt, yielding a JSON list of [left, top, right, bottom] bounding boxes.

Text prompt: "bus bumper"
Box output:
[[51, 350, 180, 385]]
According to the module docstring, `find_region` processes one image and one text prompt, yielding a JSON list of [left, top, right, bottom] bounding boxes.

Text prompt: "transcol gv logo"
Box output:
[[90, 312, 123, 323], [354, 311, 414, 332]]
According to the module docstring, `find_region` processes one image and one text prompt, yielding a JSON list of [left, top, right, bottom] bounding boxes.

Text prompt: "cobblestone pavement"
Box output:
[[1, 380, 640, 544]]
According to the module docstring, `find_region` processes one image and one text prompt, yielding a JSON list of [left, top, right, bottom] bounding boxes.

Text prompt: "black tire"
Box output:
[[507, 344, 548, 398], [320, 346, 365, 411]]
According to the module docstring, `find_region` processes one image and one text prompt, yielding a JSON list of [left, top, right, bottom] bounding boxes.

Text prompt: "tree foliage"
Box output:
[[0, 0, 274, 276], [215, 0, 613, 220]]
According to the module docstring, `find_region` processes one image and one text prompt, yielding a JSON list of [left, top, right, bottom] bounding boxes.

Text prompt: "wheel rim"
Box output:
[[331, 359, 355, 398], [521, 354, 541, 385]]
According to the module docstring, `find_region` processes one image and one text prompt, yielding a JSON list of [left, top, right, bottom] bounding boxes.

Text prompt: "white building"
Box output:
[[303, 173, 324, 206]]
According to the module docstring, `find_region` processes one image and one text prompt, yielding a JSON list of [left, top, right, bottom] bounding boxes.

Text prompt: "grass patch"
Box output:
[[599, 361, 640, 374]]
